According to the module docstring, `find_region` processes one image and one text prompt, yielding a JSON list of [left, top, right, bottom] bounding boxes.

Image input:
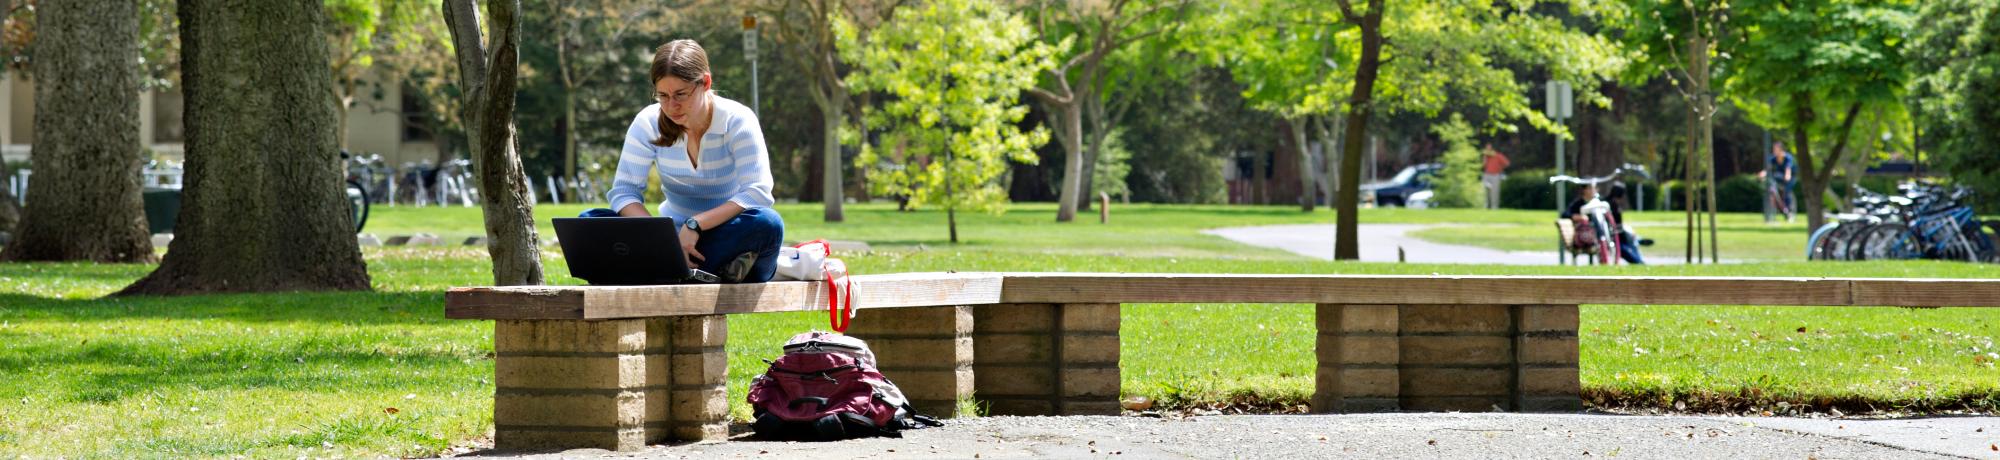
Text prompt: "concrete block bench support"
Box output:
[[846, 306, 976, 417], [1313, 304, 1581, 413], [491, 316, 727, 452], [971, 303, 1121, 416]]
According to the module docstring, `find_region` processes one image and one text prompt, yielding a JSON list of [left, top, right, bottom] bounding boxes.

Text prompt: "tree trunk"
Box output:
[[821, 92, 844, 222], [1053, 100, 1082, 222], [1290, 116, 1314, 212], [1794, 98, 1863, 234], [1333, 0, 1383, 260], [447, 0, 543, 286], [117, 0, 369, 294], [2, 0, 153, 263]]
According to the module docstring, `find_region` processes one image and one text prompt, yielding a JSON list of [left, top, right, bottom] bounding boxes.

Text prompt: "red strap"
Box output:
[[825, 273, 851, 332]]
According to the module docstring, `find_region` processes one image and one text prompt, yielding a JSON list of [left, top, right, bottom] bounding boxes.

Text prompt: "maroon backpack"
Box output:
[[747, 332, 940, 440]]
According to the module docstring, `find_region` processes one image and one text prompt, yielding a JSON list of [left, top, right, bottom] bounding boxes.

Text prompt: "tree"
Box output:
[[1910, 0, 2000, 211], [840, 0, 1055, 242], [1023, 0, 1187, 222], [538, 0, 670, 180], [0, 0, 153, 263], [119, 0, 370, 295], [1613, 0, 1730, 262], [1726, 0, 1914, 232], [759, 0, 902, 223], [446, 0, 543, 286], [1205, 0, 1343, 212], [326, 0, 434, 151], [1304, 0, 1620, 259]]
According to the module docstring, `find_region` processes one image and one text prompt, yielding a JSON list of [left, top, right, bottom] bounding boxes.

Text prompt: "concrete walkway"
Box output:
[[454, 413, 2000, 459], [1204, 223, 1698, 265]]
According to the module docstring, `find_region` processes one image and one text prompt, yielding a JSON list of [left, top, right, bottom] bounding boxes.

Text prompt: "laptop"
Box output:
[[552, 217, 719, 285]]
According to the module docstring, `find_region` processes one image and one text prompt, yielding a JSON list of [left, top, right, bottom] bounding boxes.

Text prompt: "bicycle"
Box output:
[[340, 151, 370, 233], [1549, 167, 1650, 265]]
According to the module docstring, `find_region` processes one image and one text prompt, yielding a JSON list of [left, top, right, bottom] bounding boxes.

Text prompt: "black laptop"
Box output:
[[552, 217, 718, 285]]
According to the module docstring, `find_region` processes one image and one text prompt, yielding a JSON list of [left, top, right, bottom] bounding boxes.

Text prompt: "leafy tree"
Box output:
[[0, 0, 153, 263], [1091, 127, 1131, 202], [1239, 0, 1620, 259], [1910, 0, 2000, 211], [1725, 0, 1915, 232], [446, 0, 543, 286], [120, 0, 370, 295], [840, 0, 1055, 242], [1022, 0, 1189, 222], [1611, 0, 1731, 261], [757, 0, 903, 222], [1429, 115, 1481, 208], [325, 0, 435, 151], [535, 0, 674, 179]]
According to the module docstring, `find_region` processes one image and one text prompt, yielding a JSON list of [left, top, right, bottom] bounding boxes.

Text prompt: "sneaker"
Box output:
[[721, 251, 758, 283]]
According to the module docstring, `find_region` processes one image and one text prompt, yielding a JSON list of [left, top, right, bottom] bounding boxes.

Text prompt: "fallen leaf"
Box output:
[[1427, 440, 1437, 446], [1796, 327, 1807, 333], [384, 407, 399, 415]]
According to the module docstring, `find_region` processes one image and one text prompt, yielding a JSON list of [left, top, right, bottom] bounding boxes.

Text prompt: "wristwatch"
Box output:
[[682, 218, 702, 233]]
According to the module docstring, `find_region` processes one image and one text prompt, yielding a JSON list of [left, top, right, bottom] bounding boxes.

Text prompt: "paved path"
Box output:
[[1204, 223, 1702, 265], [455, 413, 2000, 459]]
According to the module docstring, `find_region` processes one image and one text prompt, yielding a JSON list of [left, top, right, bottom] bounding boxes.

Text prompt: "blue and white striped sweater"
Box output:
[[606, 95, 775, 221]]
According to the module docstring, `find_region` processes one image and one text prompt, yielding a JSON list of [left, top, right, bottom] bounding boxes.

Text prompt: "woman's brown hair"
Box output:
[[650, 39, 709, 147]]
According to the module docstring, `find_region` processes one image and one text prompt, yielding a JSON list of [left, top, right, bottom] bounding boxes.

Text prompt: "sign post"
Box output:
[[1546, 80, 1572, 211], [743, 15, 759, 114]]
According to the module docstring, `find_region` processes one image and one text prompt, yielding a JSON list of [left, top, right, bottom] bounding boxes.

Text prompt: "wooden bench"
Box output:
[[445, 273, 2000, 451]]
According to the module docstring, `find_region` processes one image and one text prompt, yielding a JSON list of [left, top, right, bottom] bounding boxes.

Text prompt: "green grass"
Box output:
[[1412, 210, 1819, 262], [2, 203, 1997, 457]]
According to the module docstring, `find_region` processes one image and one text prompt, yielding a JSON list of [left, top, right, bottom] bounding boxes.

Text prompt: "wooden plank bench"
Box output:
[[445, 273, 2000, 451]]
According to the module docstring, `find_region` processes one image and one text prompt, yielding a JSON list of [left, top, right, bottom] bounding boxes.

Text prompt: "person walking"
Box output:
[[1481, 143, 1511, 209]]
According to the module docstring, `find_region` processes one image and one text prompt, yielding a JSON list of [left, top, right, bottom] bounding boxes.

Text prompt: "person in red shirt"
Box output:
[[1481, 144, 1511, 209]]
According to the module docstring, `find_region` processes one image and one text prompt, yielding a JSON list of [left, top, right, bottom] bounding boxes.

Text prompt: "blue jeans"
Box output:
[[580, 207, 786, 283], [1617, 229, 1645, 265]]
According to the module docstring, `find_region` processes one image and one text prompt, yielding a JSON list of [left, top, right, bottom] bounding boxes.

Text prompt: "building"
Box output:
[[0, 71, 439, 169]]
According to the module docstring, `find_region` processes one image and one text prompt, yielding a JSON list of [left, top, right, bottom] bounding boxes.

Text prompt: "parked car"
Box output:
[[1361, 163, 1442, 207]]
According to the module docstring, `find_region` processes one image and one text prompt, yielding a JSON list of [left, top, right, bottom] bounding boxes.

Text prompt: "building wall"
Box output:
[[0, 70, 440, 168]]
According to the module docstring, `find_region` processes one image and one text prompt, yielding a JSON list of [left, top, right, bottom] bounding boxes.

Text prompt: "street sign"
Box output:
[[742, 15, 758, 59], [1544, 80, 1572, 120]]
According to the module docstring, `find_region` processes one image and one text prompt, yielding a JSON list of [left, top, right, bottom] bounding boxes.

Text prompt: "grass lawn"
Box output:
[[1, 202, 1996, 457]]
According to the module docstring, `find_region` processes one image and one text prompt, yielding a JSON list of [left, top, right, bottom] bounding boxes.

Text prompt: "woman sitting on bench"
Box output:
[[602, 39, 784, 283]]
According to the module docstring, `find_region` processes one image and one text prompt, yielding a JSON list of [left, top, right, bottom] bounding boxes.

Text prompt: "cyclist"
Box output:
[[1560, 182, 1644, 264], [1759, 142, 1796, 222]]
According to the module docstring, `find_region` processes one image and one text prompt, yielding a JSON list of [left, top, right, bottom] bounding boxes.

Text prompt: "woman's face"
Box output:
[[655, 74, 709, 125]]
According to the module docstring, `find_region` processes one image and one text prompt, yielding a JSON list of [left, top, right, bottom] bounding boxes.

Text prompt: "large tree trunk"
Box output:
[[118, 0, 369, 294], [2, 0, 153, 263], [820, 97, 844, 222], [1290, 116, 1314, 212], [1333, 0, 1383, 260], [446, 0, 543, 286], [1052, 100, 1083, 222], [1793, 96, 1863, 234]]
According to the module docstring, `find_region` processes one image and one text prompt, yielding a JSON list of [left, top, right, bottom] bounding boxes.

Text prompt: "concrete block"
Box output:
[[494, 355, 646, 390], [494, 392, 644, 428], [496, 320, 646, 354], [975, 334, 1053, 364], [1518, 305, 1580, 333], [870, 336, 973, 369], [1517, 336, 1580, 365], [975, 304, 1056, 333], [666, 315, 727, 349], [668, 352, 728, 386], [974, 365, 1054, 397], [1320, 335, 1399, 365], [1060, 334, 1120, 365], [1399, 304, 1512, 334], [1059, 368, 1120, 398], [496, 428, 645, 452], [1400, 368, 1512, 397], [1059, 303, 1120, 332], [1399, 336, 1513, 366], [886, 368, 974, 402], [1518, 367, 1581, 395], [1318, 304, 1398, 333]]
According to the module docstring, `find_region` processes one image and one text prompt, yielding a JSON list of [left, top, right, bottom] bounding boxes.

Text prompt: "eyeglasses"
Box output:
[[656, 79, 707, 105]]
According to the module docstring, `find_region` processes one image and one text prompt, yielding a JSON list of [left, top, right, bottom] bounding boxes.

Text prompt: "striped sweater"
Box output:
[[606, 95, 775, 221]]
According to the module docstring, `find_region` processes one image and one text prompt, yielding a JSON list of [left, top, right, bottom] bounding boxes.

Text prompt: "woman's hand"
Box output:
[[680, 227, 704, 269]]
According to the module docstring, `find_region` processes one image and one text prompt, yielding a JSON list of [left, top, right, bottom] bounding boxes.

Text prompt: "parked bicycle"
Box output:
[[1805, 182, 1998, 263], [340, 151, 371, 233]]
